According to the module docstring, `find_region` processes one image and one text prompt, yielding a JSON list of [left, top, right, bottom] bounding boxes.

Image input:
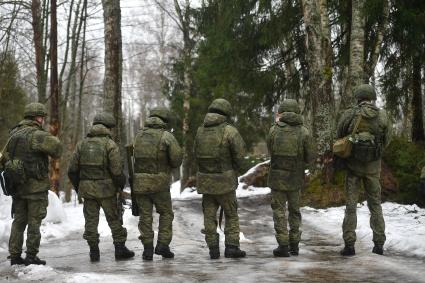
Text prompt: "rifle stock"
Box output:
[[126, 144, 139, 216]]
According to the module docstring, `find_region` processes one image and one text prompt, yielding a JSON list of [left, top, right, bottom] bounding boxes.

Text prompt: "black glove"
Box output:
[[113, 173, 127, 191]]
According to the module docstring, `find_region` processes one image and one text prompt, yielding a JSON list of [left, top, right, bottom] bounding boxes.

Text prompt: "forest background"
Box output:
[[0, 0, 424, 207]]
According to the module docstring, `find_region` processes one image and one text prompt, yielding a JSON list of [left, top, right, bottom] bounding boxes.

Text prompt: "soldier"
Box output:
[[68, 113, 134, 262], [130, 107, 182, 260], [194, 98, 246, 259], [4, 103, 62, 266], [336, 84, 391, 256], [267, 99, 315, 257]]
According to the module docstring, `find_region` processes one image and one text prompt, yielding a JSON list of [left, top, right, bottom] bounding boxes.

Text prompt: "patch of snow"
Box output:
[[45, 191, 67, 223]]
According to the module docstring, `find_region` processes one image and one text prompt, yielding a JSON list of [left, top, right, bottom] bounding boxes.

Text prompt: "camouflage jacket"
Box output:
[[4, 119, 62, 197], [266, 112, 315, 191], [336, 102, 391, 176], [132, 117, 183, 194], [68, 124, 125, 199], [194, 113, 246, 195]]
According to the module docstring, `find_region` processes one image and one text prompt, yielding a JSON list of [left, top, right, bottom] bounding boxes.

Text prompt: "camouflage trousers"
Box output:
[[202, 191, 240, 248], [343, 171, 386, 246], [9, 194, 48, 257], [83, 197, 127, 246], [271, 190, 301, 246], [135, 191, 174, 246]]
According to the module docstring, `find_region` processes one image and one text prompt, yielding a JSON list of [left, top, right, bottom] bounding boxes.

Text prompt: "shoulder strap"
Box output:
[[351, 114, 362, 136]]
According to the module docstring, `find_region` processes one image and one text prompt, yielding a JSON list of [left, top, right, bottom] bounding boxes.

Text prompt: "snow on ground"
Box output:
[[303, 202, 425, 258]]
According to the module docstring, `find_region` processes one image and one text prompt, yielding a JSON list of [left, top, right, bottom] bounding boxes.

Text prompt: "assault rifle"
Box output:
[[126, 144, 139, 216]]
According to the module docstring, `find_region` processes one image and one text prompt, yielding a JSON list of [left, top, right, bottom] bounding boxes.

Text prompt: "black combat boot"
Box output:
[[289, 243, 299, 256], [89, 245, 100, 262], [209, 246, 220, 259], [143, 244, 154, 261], [224, 245, 246, 258], [114, 243, 135, 260], [340, 246, 355, 256], [273, 245, 290, 257], [372, 244, 384, 255], [24, 255, 46, 266], [155, 244, 174, 259], [10, 256, 25, 266]]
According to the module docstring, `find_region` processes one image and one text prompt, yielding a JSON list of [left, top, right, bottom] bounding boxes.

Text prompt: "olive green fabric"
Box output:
[[9, 192, 48, 257], [135, 191, 174, 246], [342, 172, 386, 246], [83, 197, 127, 245], [4, 119, 62, 196], [208, 98, 232, 117], [336, 102, 391, 175], [24, 103, 47, 118], [271, 190, 301, 246], [337, 101, 391, 247], [202, 191, 240, 248], [267, 112, 315, 192], [93, 112, 116, 128], [68, 124, 126, 199], [132, 117, 182, 194], [194, 113, 245, 195], [353, 84, 377, 101], [278, 99, 301, 114]]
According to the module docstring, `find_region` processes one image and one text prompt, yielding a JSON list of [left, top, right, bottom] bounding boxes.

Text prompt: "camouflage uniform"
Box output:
[[5, 103, 62, 265], [336, 84, 391, 255], [131, 108, 182, 259], [194, 98, 246, 259], [267, 99, 315, 256], [68, 113, 133, 261]]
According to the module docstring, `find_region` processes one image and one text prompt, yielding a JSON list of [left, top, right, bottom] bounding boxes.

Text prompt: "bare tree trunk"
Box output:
[[411, 55, 424, 142], [301, 0, 335, 158], [102, 0, 124, 145], [49, 0, 60, 195], [31, 0, 47, 103], [343, 0, 366, 107]]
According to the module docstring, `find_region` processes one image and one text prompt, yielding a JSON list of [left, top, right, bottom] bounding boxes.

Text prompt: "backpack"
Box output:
[[79, 138, 108, 180], [351, 109, 383, 162], [134, 128, 165, 174], [270, 124, 303, 172], [195, 124, 227, 174]]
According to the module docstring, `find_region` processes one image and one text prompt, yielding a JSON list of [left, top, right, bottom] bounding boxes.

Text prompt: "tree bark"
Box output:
[[49, 0, 60, 195], [343, 0, 366, 107], [301, 0, 335, 157], [411, 55, 424, 142], [31, 0, 47, 103], [102, 0, 124, 145]]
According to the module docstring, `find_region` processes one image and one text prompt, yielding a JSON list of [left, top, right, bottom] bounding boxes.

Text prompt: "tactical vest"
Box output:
[[350, 107, 383, 162], [195, 124, 232, 174], [79, 138, 109, 180], [270, 124, 303, 172], [134, 128, 166, 174], [7, 126, 48, 180]]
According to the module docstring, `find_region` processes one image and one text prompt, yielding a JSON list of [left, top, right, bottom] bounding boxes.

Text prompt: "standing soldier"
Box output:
[[336, 84, 391, 256], [130, 108, 182, 260], [68, 113, 134, 262], [267, 99, 315, 257], [194, 98, 246, 259], [4, 103, 62, 266]]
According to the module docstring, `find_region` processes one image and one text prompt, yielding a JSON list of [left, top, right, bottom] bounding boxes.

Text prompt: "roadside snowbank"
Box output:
[[303, 202, 425, 258]]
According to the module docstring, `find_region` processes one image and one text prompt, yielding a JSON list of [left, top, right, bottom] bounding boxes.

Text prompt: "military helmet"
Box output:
[[93, 112, 116, 128], [24, 103, 48, 118], [208, 98, 232, 117], [278, 99, 301, 114], [149, 107, 171, 123], [354, 84, 377, 101]]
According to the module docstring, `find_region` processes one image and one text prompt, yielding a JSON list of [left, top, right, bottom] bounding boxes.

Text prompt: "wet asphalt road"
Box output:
[[1, 195, 425, 282]]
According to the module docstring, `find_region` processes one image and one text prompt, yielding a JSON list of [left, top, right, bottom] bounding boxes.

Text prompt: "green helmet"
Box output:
[[24, 103, 47, 118], [149, 107, 171, 123], [208, 98, 232, 117], [93, 112, 116, 128], [278, 99, 301, 114], [354, 84, 377, 101]]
